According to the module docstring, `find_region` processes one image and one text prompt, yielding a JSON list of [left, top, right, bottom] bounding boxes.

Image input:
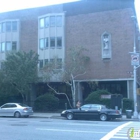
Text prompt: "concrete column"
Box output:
[[77, 82, 83, 104]]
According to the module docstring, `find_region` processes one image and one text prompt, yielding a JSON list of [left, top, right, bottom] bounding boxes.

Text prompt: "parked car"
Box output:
[[61, 104, 122, 121], [0, 103, 33, 118]]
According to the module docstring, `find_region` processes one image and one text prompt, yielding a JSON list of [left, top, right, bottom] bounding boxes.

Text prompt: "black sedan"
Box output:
[[61, 104, 122, 121]]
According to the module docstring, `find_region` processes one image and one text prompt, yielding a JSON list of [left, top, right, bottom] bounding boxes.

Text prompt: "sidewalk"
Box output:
[[32, 112, 62, 119], [31, 113, 140, 121]]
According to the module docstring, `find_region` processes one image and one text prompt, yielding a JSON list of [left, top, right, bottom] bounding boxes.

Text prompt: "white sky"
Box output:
[[135, 0, 140, 31], [0, 0, 139, 31]]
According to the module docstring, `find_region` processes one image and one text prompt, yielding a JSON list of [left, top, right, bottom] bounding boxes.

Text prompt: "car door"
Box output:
[[77, 104, 92, 119], [7, 104, 17, 116], [0, 104, 10, 116], [88, 105, 101, 119]]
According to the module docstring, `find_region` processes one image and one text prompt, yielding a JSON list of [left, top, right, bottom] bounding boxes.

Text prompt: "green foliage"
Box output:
[[122, 98, 134, 112], [84, 90, 111, 107], [34, 93, 59, 112], [2, 50, 39, 101], [64, 46, 90, 80]]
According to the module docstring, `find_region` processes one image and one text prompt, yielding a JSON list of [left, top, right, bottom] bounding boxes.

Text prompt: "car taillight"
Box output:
[[116, 110, 120, 114], [23, 108, 28, 111]]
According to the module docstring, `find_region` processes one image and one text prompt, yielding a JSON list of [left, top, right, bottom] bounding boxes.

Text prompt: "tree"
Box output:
[[3, 50, 39, 102], [41, 46, 90, 108], [64, 46, 90, 107]]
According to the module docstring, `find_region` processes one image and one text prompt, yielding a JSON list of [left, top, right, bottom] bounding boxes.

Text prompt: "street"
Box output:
[[0, 117, 139, 140]]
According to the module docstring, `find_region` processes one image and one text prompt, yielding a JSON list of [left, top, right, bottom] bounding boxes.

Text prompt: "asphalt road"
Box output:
[[0, 117, 139, 140]]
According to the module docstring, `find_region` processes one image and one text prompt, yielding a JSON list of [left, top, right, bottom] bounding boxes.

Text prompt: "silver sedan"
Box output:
[[0, 103, 33, 118]]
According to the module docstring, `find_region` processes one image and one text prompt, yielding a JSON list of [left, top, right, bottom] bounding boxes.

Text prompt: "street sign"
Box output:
[[131, 53, 139, 66]]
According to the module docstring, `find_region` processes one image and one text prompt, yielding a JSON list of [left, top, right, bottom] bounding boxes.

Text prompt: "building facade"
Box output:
[[0, 0, 139, 109]]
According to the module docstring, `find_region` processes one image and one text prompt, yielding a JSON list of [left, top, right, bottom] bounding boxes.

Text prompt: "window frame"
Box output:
[[50, 37, 55, 48], [39, 38, 45, 50], [12, 21, 17, 31], [50, 16, 55, 27], [56, 15, 62, 27], [12, 41, 17, 51], [57, 37, 62, 48], [39, 18, 45, 28], [6, 21, 11, 32]]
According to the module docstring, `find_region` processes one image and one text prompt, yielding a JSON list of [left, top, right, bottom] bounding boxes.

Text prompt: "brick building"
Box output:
[[0, 0, 139, 109]]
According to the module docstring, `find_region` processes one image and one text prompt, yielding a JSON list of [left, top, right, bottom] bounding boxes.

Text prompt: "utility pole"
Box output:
[[131, 16, 138, 118]]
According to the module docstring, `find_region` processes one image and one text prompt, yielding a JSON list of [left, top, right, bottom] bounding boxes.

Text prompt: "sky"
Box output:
[[0, 0, 139, 31], [135, 0, 140, 31]]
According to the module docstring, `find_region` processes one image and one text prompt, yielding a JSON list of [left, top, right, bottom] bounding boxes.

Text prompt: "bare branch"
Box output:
[[47, 83, 73, 109], [74, 71, 86, 79]]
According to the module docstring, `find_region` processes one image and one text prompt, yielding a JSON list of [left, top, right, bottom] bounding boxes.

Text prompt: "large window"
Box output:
[[2, 22, 6, 32], [50, 37, 55, 48], [12, 42, 17, 51], [0, 23, 1, 33], [39, 14, 63, 28], [12, 21, 17, 31], [0, 21, 18, 32], [39, 39, 44, 49], [56, 16, 62, 27], [1, 42, 5, 52], [39, 18, 44, 28], [39, 60, 43, 69], [57, 37, 62, 48], [44, 59, 48, 66], [50, 16, 55, 27], [45, 38, 49, 48], [6, 42, 11, 51], [45, 17, 49, 27], [56, 58, 62, 69], [6, 22, 11, 32], [0, 41, 17, 52]]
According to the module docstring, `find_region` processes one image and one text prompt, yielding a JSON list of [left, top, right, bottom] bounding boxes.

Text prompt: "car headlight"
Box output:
[[62, 110, 66, 114]]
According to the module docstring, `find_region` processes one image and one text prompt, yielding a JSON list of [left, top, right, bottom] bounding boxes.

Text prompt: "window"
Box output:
[[12, 42, 17, 51], [1, 42, 5, 52], [12, 21, 17, 31], [45, 16, 49, 27], [39, 18, 44, 28], [56, 58, 62, 69], [2, 22, 6, 32], [0, 62, 4, 69], [0, 23, 1, 33], [45, 38, 49, 48], [39, 60, 43, 69], [44, 59, 48, 65], [56, 16, 62, 27], [6, 42, 11, 51], [50, 37, 55, 48], [39, 39, 44, 49], [50, 16, 55, 27], [6, 22, 11, 32], [50, 59, 54, 63], [57, 37, 62, 48]]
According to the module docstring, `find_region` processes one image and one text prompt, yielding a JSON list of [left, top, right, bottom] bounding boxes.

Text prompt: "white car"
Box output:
[[0, 103, 33, 118]]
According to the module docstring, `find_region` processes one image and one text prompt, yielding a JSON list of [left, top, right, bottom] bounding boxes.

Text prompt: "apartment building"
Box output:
[[0, 0, 139, 109]]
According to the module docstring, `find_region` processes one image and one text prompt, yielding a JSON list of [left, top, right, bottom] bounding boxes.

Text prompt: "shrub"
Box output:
[[34, 93, 59, 112], [122, 98, 134, 113], [84, 90, 111, 107]]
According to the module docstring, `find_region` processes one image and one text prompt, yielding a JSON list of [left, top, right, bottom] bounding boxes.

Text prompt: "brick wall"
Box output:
[[65, 8, 135, 80]]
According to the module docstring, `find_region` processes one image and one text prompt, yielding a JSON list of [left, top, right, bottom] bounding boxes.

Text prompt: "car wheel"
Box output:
[[100, 114, 107, 121], [66, 113, 73, 120], [14, 112, 21, 118]]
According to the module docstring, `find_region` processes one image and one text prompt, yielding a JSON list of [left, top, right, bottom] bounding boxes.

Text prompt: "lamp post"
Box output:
[[131, 16, 138, 118]]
